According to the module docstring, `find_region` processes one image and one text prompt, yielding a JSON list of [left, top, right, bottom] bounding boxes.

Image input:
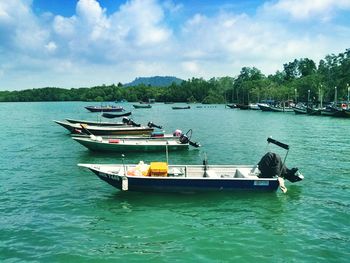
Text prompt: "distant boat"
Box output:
[[172, 106, 190, 110], [133, 104, 152, 109], [257, 103, 272, 111], [236, 104, 249, 110], [226, 104, 237, 109], [320, 104, 348, 118], [248, 103, 260, 110], [270, 105, 294, 112], [293, 105, 321, 115], [85, 105, 124, 112], [102, 112, 132, 118]]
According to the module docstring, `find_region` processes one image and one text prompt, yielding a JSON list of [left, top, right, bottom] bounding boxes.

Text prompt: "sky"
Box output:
[[1, 0, 350, 90]]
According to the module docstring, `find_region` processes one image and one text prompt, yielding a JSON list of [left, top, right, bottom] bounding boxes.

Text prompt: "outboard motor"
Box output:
[[123, 118, 141, 127], [179, 133, 201, 148], [147, 121, 162, 129], [179, 134, 189, 144], [258, 152, 303, 182], [122, 117, 130, 124]]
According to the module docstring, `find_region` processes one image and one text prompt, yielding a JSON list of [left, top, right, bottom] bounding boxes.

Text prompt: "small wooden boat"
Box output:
[[293, 104, 322, 115], [236, 104, 249, 110], [73, 137, 191, 152], [73, 129, 200, 152], [133, 104, 152, 109], [257, 103, 272, 111], [71, 132, 178, 140], [78, 138, 303, 193], [320, 105, 349, 118], [226, 104, 237, 109], [293, 105, 307, 114], [85, 105, 124, 112], [248, 103, 260, 110], [54, 120, 154, 135], [102, 112, 132, 118], [172, 106, 190, 110], [270, 105, 294, 112]]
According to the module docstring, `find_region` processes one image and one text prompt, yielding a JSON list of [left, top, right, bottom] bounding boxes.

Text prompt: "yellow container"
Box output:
[[150, 162, 168, 177]]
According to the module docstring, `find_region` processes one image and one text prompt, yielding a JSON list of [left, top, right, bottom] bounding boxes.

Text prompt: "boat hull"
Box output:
[[94, 172, 279, 192], [257, 104, 272, 111], [133, 104, 152, 109], [80, 164, 280, 192], [54, 120, 153, 135], [270, 106, 294, 112], [172, 106, 191, 110], [73, 137, 189, 152], [85, 106, 124, 112], [321, 108, 349, 117], [102, 112, 132, 118]]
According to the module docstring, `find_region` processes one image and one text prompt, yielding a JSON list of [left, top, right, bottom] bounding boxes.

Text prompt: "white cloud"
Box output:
[[182, 61, 200, 74], [0, 0, 350, 90], [45, 41, 57, 53], [262, 0, 350, 20], [0, 0, 49, 53]]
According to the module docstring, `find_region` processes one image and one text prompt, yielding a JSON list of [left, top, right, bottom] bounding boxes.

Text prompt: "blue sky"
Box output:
[[1, 0, 350, 90]]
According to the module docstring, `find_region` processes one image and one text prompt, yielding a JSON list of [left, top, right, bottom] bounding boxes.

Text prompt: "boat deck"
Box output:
[[93, 164, 262, 180]]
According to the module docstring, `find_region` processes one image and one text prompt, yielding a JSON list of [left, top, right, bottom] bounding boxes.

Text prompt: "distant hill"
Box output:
[[124, 76, 184, 87]]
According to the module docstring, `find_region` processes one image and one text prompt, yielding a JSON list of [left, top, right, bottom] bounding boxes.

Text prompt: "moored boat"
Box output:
[[78, 138, 304, 193], [133, 104, 152, 109], [226, 104, 237, 109], [320, 105, 348, 118], [102, 112, 132, 118], [248, 103, 260, 110], [269, 105, 294, 112], [257, 103, 272, 111], [85, 105, 124, 112], [293, 105, 307, 114], [73, 137, 190, 152], [54, 120, 154, 135], [236, 104, 249, 110], [172, 106, 191, 110], [73, 129, 200, 152]]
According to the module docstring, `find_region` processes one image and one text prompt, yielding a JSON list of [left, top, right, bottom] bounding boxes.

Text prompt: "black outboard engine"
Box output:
[[122, 117, 140, 127], [147, 122, 162, 129], [258, 152, 303, 182], [179, 134, 189, 144]]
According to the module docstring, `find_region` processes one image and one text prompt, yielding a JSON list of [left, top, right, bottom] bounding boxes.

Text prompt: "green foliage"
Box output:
[[1, 49, 350, 103]]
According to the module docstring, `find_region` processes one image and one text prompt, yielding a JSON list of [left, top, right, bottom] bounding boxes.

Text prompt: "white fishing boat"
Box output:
[[54, 120, 154, 135], [72, 129, 200, 152], [78, 138, 304, 193]]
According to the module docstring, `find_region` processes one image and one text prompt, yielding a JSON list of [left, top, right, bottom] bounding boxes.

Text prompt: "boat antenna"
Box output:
[[121, 154, 127, 176], [203, 152, 209, 177], [165, 141, 169, 163], [121, 154, 128, 191]]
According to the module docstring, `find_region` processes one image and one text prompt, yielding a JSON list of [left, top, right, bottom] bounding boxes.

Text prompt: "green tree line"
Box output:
[[1, 49, 350, 104]]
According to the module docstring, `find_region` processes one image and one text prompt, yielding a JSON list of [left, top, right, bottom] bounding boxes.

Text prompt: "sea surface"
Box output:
[[0, 102, 349, 262]]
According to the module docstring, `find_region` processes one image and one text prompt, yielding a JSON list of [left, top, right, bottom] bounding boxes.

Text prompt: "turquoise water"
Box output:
[[0, 102, 349, 262]]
